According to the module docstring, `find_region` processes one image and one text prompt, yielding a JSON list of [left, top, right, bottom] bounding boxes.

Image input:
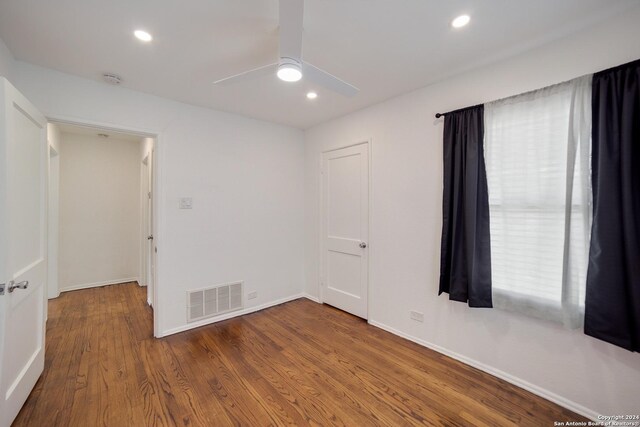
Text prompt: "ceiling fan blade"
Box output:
[[213, 63, 278, 86], [303, 62, 359, 97], [279, 0, 304, 60]]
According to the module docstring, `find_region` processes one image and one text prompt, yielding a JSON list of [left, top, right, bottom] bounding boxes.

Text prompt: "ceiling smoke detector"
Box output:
[[102, 73, 122, 85]]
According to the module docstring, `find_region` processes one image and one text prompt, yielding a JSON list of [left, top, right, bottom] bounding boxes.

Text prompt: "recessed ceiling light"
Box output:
[[134, 30, 153, 42], [277, 60, 302, 82], [451, 15, 470, 29], [306, 91, 318, 100]]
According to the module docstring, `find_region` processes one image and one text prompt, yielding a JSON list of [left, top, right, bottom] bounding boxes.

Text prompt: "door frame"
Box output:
[[47, 143, 59, 303], [318, 139, 372, 318], [141, 154, 149, 292], [46, 115, 163, 338]]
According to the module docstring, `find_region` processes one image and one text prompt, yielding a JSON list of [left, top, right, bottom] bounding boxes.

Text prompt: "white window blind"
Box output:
[[484, 75, 592, 328]]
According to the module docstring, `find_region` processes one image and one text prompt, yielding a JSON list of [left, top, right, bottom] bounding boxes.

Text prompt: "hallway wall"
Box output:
[[59, 131, 142, 290]]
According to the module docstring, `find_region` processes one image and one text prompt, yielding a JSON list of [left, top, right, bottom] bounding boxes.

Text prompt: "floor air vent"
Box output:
[[187, 281, 243, 322]]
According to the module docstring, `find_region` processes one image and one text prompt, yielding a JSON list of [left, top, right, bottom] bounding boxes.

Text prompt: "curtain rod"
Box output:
[[434, 104, 483, 119]]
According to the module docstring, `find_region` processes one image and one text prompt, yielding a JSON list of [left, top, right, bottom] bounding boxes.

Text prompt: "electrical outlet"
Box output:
[[410, 310, 424, 323], [247, 291, 257, 300]]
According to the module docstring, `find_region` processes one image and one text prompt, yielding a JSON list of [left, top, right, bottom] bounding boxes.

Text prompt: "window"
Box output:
[[484, 76, 592, 328]]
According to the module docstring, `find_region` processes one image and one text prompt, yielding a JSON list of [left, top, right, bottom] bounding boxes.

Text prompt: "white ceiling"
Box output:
[[57, 123, 143, 143], [1, 0, 638, 129]]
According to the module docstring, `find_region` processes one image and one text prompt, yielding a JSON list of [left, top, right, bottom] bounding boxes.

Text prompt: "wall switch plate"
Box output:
[[179, 197, 193, 209], [410, 310, 424, 322], [247, 291, 257, 300]]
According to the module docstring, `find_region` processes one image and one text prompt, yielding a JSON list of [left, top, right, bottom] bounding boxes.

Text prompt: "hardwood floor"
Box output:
[[14, 283, 586, 426]]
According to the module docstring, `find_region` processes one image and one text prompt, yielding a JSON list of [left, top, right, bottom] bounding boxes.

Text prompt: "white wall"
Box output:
[[58, 132, 141, 290], [9, 60, 306, 336], [304, 7, 640, 419], [0, 37, 14, 80]]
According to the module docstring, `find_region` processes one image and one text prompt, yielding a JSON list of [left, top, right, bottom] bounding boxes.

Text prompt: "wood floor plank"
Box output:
[[12, 283, 588, 426], [251, 309, 444, 426], [267, 304, 508, 425]]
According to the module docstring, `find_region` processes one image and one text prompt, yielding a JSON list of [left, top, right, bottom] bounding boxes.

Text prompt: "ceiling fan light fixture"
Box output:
[[277, 59, 303, 82], [212, 0, 358, 97]]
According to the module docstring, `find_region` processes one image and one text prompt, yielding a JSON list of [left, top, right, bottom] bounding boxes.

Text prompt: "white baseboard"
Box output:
[[367, 320, 599, 421], [160, 293, 307, 337], [302, 293, 321, 303], [60, 277, 139, 293]]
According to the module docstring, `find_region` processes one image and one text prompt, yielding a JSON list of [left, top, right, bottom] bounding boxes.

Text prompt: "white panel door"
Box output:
[[0, 78, 47, 427], [148, 147, 155, 307], [322, 143, 369, 319]]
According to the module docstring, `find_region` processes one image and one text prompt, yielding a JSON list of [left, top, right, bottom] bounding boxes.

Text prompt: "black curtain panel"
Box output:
[[585, 59, 640, 352], [438, 105, 493, 307]]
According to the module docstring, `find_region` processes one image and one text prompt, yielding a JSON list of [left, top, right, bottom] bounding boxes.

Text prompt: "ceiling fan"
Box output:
[[213, 0, 359, 97]]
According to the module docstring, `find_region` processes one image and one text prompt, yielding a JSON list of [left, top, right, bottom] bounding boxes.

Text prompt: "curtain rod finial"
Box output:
[[435, 113, 444, 119]]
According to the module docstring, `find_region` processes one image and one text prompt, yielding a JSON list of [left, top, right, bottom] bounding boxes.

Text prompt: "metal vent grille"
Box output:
[[187, 281, 243, 322]]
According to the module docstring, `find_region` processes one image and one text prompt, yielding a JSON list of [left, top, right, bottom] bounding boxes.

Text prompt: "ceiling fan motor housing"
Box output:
[[279, 57, 302, 69]]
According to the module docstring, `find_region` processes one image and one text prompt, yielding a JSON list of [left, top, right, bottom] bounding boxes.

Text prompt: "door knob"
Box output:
[[147, 235, 154, 240], [8, 280, 29, 293], [359, 242, 367, 249]]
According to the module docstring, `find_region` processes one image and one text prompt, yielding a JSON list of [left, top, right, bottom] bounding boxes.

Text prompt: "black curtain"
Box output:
[[438, 105, 493, 307], [585, 59, 640, 352]]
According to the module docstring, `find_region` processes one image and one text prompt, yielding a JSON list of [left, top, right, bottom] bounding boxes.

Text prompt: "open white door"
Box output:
[[147, 147, 155, 307], [0, 78, 47, 427], [321, 142, 369, 319]]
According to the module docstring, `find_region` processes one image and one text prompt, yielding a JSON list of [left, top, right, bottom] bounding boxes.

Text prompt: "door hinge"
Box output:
[[148, 192, 152, 199]]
